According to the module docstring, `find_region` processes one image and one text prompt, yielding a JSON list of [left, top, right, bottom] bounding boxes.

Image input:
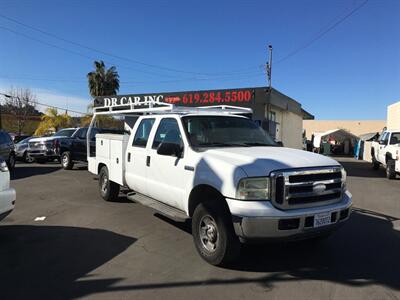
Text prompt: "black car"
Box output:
[[59, 127, 124, 170], [0, 130, 16, 170]]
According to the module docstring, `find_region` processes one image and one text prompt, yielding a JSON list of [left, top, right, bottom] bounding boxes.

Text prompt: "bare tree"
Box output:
[[1, 87, 38, 135]]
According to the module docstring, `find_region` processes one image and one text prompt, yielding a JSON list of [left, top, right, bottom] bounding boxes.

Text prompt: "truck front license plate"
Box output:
[[314, 212, 331, 228]]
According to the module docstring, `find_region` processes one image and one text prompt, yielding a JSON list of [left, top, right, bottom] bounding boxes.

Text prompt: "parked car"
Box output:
[[27, 128, 79, 163], [15, 136, 35, 163], [59, 127, 124, 170], [0, 130, 16, 170], [13, 135, 31, 144], [371, 129, 400, 179], [87, 102, 352, 266], [0, 156, 16, 221]]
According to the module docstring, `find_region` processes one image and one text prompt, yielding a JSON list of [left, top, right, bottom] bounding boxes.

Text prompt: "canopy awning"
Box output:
[[313, 129, 358, 148]]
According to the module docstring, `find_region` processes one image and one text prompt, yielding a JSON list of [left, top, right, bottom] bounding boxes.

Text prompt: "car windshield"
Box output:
[[182, 115, 276, 148], [54, 129, 76, 137], [17, 137, 32, 144]]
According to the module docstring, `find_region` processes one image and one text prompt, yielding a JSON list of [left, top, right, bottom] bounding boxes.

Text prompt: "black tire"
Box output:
[[386, 159, 396, 179], [61, 151, 74, 170], [99, 166, 120, 202], [192, 202, 241, 266], [7, 153, 16, 170], [372, 159, 380, 170]]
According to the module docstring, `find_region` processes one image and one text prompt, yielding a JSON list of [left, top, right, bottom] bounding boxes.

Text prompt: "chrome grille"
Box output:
[[270, 166, 344, 210], [29, 142, 45, 151]]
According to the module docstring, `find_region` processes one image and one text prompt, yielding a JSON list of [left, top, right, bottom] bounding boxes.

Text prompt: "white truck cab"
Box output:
[[371, 129, 400, 179], [87, 99, 352, 265]]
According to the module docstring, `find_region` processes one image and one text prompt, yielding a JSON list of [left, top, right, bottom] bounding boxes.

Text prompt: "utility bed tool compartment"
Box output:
[[96, 133, 128, 186]]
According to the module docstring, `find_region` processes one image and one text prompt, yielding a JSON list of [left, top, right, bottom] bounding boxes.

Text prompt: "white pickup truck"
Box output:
[[87, 101, 352, 265], [0, 157, 16, 221], [371, 129, 400, 179]]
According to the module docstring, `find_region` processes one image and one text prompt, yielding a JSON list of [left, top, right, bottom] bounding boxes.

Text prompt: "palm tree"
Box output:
[[34, 108, 71, 136], [87, 61, 120, 98]]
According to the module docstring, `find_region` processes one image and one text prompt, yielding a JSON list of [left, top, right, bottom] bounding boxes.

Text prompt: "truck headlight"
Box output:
[[341, 167, 347, 190], [236, 177, 270, 200], [0, 159, 9, 172]]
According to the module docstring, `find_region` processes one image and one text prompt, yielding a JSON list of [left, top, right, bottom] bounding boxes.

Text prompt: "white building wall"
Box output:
[[281, 111, 303, 149], [387, 101, 400, 130]]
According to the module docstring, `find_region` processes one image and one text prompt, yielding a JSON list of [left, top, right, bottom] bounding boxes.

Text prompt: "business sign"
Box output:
[[94, 87, 263, 108]]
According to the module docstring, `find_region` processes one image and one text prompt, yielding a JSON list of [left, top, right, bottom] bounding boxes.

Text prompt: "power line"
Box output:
[[275, 0, 369, 64], [0, 91, 86, 115], [0, 13, 260, 76]]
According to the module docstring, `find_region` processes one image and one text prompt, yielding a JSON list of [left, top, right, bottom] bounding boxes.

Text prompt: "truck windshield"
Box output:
[[182, 116, 276, 148], [54, 129, 76, 137]]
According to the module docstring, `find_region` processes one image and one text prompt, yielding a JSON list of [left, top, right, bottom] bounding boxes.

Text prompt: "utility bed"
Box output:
[[94, 133, 129, 186]]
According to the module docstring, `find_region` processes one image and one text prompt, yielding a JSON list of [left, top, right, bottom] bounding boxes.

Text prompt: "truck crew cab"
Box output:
[[87, 98, 352, 266], [371, 129, 400, 179]]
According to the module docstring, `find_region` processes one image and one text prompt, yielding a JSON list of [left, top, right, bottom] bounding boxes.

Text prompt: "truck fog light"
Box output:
[[236, 177, 270, 200]]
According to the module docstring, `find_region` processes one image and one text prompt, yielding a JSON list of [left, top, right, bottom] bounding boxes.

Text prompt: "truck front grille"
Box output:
[[271, 167, 344, 210]]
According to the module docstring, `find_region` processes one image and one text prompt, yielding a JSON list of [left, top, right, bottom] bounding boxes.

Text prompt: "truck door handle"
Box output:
[[127, 152, 131, 162], [146, 156, 150, 167]]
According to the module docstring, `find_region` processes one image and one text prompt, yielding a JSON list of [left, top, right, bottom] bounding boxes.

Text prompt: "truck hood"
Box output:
[[29, 136, 68, 143], [203, 146, 341, 176]]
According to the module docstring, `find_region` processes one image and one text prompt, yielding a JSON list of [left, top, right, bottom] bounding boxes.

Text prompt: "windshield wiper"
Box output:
[[242, 142, 274, 146], [197, 142, 250, 147]]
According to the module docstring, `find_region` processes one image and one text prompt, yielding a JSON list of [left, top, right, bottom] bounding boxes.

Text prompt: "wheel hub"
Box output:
[[199, 215, 218, 252]]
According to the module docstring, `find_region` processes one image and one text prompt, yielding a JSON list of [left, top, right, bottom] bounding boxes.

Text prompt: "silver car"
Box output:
[[15, 137, 35, 163]]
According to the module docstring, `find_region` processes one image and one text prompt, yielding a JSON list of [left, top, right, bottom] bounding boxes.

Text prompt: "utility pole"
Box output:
[[266, 44, 273, 90]]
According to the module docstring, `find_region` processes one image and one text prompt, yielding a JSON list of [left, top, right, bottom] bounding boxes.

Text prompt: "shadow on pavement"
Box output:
[[153, 209, 400, 292], [0, 225, 136, 300], [339, 159, 390, 178], [11, 163, 61, 180]]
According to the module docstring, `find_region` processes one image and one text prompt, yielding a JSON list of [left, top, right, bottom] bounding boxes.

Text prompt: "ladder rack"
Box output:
[[93, 99, 253, 116]]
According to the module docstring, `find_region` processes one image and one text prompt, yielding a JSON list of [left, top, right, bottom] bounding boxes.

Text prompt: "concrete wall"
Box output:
[[387, 101, 400, 130], [303, 120, 386, 140]]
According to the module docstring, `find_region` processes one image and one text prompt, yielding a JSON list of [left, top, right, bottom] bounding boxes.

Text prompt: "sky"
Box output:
[[0, 0, 399, 119]]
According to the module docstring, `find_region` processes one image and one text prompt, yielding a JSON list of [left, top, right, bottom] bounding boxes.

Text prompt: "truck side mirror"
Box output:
[[157, 142, 183, 158]]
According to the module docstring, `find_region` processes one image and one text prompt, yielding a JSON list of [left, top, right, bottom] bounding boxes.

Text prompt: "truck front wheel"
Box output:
[[99, 166, 120, 202], [372, 157, 380, 170], [192, 202, 240, 266], [61, 151, 74, 170], [386, 159, 396, 179]]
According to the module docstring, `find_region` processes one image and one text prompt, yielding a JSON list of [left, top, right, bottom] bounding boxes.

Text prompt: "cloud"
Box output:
[[0, 83, 90, 116]]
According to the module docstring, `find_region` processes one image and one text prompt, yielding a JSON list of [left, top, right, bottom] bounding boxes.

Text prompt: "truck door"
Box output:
[[378, 132, 389, 163], [125, 118, 155, 195], [146, 118, 187, 209], [73, 128, 88, 161]]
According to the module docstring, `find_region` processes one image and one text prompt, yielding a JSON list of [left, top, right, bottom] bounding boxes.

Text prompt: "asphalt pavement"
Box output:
[[0, 157, 399, 300]]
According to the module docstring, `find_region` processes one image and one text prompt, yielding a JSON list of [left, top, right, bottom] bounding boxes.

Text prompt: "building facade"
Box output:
[[387, 101, 400, 130], [303, 120, 386, 140]]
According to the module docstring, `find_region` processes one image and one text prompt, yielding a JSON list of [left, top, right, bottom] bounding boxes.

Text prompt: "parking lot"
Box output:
[[1, 157, 399, 300]]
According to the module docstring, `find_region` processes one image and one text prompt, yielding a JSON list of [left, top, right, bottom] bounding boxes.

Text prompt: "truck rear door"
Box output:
[[125, 118, 156, 195]]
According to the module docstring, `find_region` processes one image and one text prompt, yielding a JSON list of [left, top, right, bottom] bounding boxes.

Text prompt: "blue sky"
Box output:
[[0, 0, 399, 119]]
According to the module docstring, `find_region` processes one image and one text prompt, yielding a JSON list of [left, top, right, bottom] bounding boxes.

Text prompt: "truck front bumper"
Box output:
[[28, 149, 58, 159], [226, 190, 352, 241]]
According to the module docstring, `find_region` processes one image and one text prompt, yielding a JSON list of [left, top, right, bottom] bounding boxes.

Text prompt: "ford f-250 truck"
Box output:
[[371, 129, 400, 179], [87, 99, 352, 265]]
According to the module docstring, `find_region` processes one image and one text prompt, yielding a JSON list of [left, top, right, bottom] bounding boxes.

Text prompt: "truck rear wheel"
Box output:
[[99, 166, 120, 202], [386, 160, 396, 179], [61, 151, 74, 170], [192, 202, 240, 266]]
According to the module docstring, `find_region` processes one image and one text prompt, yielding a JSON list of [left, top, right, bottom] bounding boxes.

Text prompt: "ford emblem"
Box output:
[[313, 183, 326, 194]]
